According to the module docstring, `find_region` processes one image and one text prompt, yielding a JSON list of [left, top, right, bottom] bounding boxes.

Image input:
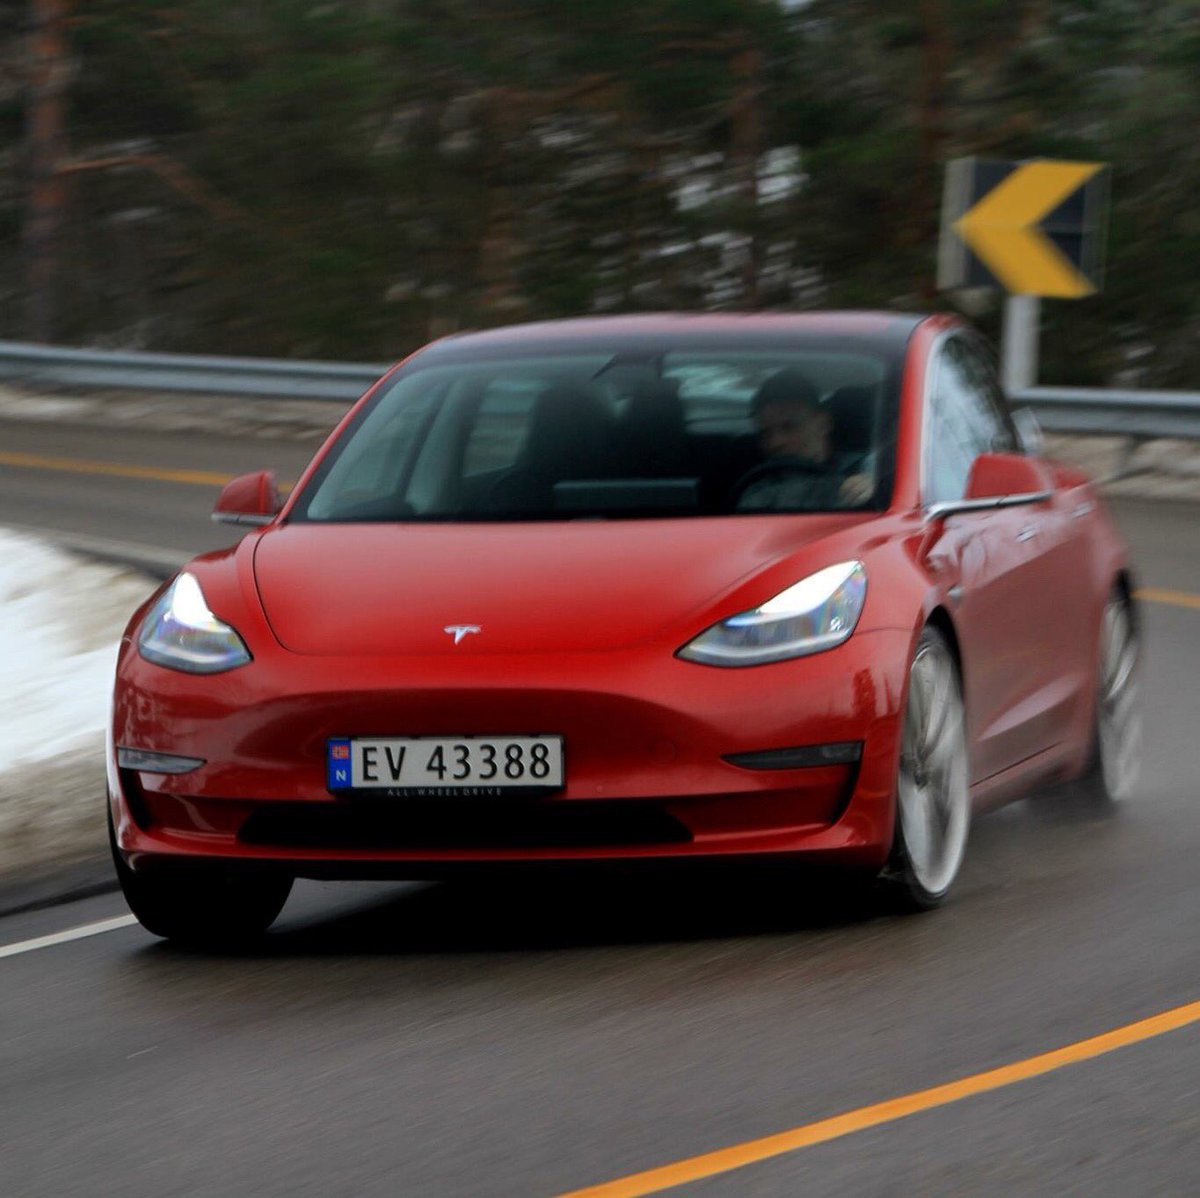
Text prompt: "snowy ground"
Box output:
[[0, 529, 158, 880]]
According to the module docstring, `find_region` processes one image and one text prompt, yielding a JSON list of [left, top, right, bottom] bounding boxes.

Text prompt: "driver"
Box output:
[[736, 368, 874, 510]]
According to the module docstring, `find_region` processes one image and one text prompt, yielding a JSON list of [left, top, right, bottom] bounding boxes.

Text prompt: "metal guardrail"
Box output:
[[1013, 387, 1200, 441], [2, 341, 1199, 440], [0, 341, 387, 402]]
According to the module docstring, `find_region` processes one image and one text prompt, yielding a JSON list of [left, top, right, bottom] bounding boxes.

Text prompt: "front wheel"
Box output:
[[881, 625, 971, 911], [109, 809, 292, 947], [1080, 590, 1142, 803]]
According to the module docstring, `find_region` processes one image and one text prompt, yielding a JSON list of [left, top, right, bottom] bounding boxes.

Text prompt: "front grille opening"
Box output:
[[238, 799, 692, 852]]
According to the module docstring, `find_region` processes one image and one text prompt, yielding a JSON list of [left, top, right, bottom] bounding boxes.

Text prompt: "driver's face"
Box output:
[[758, 401, 831, 461]]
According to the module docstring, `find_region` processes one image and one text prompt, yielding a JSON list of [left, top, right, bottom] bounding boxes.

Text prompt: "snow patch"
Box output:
[[0, 530, 157, 769], [0, 391, 95, 422], [0, 530, 158, 874]]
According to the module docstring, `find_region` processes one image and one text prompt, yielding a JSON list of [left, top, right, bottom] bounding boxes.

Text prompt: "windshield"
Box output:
[[292, 345, 897, 523]]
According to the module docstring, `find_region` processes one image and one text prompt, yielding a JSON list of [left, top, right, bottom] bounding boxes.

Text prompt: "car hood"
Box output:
[[252, 516, 873, 656]]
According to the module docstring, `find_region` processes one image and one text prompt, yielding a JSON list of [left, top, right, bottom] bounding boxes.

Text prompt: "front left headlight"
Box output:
[[678, 561, 867, 667], [137, 572, 252, 674]]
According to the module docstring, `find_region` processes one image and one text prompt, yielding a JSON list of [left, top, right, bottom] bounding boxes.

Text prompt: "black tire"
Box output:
[[109, 808, 292, 947], [879, 624, 970, 912], [1075, 588, 1142, 804]]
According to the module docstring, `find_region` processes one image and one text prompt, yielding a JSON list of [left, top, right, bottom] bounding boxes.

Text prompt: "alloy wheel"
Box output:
[[1096, 597, 1142, 801], [895, 633, 970, 900]]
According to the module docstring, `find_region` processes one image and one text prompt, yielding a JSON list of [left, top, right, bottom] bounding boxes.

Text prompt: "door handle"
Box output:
[[1016, 525, 1038, 543]]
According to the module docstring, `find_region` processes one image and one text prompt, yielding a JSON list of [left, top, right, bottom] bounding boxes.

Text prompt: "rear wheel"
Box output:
[[881, 625, 970, 911], [1080, 590, 1142, 803], [109, 808, 292, 947]]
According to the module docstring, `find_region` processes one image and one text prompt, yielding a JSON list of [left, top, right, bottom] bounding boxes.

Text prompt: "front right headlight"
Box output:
[[678, 561, 867, 667], [137, 572, 252, 674]]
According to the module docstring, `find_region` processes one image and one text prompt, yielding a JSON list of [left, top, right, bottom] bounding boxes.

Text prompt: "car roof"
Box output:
[[414, 311, 930, 364]]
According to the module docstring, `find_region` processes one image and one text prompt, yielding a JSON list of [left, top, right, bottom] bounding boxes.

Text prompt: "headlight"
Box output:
[[678, 561, 867, 667], [137, 572, 252, 674]]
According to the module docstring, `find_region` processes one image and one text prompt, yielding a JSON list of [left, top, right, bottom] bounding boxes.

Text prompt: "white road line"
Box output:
[[0, 914, 139, 961]]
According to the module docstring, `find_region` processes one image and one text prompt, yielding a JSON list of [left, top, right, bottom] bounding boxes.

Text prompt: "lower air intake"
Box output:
[[238, 799, 692, 852]]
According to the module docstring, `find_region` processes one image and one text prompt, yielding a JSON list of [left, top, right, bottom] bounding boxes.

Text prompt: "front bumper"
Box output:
[[109, 628, 912, 875]]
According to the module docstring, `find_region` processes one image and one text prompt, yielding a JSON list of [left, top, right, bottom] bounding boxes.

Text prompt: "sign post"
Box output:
[[938, 158, 1109, 393], [1000, 295, 1039, 394]]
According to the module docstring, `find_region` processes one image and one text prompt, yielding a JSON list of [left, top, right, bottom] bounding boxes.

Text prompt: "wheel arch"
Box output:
[[1114, 567, 1138, 632], [922, 602, 969, 741], [924, 604, 963, 675]]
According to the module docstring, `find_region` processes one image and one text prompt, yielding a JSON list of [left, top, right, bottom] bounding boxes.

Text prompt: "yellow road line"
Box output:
[[0, 450, 234, 487], [561, 997, 1200, 1197], [1136, 587, 1200, 612]]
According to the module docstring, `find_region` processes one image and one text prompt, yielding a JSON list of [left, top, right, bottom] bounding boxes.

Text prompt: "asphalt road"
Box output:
[[2, 417, 1200, 1196], [0, 419, 319, 567]]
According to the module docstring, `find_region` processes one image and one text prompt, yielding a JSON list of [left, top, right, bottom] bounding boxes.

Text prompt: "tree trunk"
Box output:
[[477, 87, 526, 320], [23, 0, 69, 342], [915, 0, 949, 298], [731, 46, 762, 309]]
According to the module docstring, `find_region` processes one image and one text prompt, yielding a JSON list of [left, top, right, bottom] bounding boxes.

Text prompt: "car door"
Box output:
[[922, 335, 1058, 784], [953, 337, 1089, 754]]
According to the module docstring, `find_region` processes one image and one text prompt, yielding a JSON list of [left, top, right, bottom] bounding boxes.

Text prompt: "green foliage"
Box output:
[[4, 0, 1200, 384]]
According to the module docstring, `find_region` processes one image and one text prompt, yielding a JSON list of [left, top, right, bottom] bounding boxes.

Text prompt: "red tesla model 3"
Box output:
[[108, 313, 1141, 943]]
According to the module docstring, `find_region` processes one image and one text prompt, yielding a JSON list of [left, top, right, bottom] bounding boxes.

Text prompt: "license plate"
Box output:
[[327, 736, 564, 795]]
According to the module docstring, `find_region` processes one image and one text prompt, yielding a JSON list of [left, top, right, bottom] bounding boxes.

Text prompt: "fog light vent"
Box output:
[[117, 747, 205, 775], [723, 741, 862, 771]]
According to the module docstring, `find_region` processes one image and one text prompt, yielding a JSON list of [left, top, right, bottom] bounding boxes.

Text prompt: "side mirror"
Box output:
[[1012, 408, 1044, 457], [964, 452, 1051, 502], [213, 470, 282, 527]]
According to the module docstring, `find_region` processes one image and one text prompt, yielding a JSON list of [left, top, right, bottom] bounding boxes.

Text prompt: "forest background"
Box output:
[[2, 1, 1198, 386]]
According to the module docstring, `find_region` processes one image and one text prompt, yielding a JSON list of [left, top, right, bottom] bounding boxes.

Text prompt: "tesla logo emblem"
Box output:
[[444, 624, 481, 645]]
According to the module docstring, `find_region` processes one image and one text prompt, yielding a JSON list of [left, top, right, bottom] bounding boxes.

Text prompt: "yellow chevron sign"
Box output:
[[943, 159, 1107, 298]]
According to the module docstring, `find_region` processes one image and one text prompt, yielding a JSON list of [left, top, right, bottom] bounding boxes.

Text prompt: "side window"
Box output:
[[956, 338, 1018, 454], [924, 338, 1015, 504]]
